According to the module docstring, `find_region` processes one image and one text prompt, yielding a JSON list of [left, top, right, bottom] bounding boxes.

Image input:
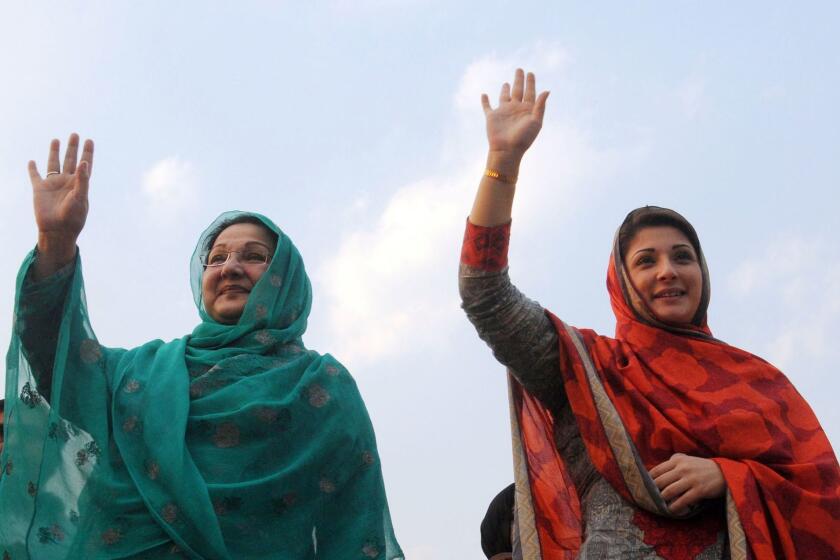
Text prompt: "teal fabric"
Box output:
[[1, 211, 403, 559]]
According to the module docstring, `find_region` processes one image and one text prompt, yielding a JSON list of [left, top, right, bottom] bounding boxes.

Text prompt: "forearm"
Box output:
[[18, 254, 75, 401], [459, 221, 565, 408], [32, 232, 77, 281], [469, 151, 521, 227]]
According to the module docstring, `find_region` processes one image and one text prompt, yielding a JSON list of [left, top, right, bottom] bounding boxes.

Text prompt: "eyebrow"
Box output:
[[631, 244, 694, 258], [210, 241, 272, 251]]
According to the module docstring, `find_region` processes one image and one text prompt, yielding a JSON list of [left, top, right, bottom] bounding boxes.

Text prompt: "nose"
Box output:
[[655, 258, 678, 281], [219, 254, 245, 278]]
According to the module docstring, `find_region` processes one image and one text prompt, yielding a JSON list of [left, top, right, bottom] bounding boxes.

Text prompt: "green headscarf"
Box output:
[[1, 211, 403, 559]]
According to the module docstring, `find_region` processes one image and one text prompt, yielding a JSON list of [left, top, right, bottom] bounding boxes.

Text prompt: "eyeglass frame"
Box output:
[[200, 249, 273, 269]]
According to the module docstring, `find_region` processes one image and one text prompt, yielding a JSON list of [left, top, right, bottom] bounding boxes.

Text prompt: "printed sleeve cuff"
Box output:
[[460, 218, 511, 272]]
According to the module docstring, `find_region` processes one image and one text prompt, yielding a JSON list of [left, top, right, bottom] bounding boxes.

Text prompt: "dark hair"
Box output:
[[617, 206, 702, 261], [204, 216, 279, 254], [480, 483, 515, 558]]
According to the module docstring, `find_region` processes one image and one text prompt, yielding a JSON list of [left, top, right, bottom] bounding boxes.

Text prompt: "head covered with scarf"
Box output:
[[1, 210, 402, 559], [509, 206, 840, 559]]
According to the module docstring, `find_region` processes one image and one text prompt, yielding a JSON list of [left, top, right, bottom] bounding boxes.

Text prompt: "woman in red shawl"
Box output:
[[460, 69, 840, 559]]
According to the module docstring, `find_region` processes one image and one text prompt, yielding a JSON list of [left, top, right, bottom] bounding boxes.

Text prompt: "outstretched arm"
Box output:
[[469, 68, 549, 226], [29, 133, 94, 280]]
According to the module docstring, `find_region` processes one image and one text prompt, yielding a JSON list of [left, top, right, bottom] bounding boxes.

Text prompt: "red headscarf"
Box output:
[[512, 207, 840, 559]]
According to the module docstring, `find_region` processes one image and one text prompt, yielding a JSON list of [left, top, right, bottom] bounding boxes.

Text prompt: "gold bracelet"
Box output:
[[484, 168, 517, 184]]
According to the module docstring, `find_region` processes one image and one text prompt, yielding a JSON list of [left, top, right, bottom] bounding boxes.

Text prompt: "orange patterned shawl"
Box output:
[[510, 208, 840, 559]]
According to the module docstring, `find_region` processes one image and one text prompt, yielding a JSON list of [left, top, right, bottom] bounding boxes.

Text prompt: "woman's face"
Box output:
[[201, 223, 275, 324], [624, 226, 703, 326]]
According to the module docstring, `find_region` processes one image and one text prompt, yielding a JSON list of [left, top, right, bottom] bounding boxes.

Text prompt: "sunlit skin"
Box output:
[[623, 226, 703, 327], [623, 226, 725, 513], [201, 223, 275, 324]]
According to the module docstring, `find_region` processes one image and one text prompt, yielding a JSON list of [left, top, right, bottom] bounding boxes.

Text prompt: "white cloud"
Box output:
[[141, 156, 198, 216], [726, 234, 840, 369], [312, 45, 636, 366]]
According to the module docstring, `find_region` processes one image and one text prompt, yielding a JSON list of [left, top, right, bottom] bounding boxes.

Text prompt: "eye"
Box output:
[[634, 254, 655, 267], [244, 252, 269, 264], [208, 252, 228, 265], [674, 250, 695, 263]]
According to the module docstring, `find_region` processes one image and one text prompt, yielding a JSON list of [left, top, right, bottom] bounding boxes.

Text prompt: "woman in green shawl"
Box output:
[[0, 134, 403, 560]]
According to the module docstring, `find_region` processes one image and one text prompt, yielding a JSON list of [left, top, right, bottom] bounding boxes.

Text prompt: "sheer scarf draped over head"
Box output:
[[1, 211, 402, 559], [509, 206, 840, 560]]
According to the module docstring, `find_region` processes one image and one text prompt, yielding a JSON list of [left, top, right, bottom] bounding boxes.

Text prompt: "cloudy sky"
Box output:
[[2, 2, 838, 557]]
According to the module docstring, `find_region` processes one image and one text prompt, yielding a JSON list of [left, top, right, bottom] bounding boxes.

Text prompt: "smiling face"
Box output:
[[201, 223, 276, 324], [624, 226, 703, 326]]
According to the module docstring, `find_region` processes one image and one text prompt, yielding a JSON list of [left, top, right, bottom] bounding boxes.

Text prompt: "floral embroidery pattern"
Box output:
[[270, 274, 283, 287], [69, 510, 80, 525], [48, 420, 79, 442], [361, 451, 376, 466], [122, 379, 141, 393], [254, 330, 275, 345], [162, 503, 179, 524], [307, 384, 330, 408], [362, 541, 381, 558], [271, 492, 298, 514], [37, 524, 65, 544], [4, 459, 12, 475], [75, 441, 102, 468], [27, 481, 38, 497], [20, 382, 42, 408], [255, 304, 268, 319], [212, 422, 241, 448], [213, 496, 243, 516], [319, 477, 336, 494], [325, 365, 341, 376], [122, 415, 141, 433], [101, 527, 123, 545], [146, 460, 160, 480], [79, 339, 102, 364]]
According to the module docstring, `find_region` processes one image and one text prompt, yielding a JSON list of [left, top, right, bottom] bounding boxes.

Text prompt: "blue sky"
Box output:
[[2, 2, 839, 557]]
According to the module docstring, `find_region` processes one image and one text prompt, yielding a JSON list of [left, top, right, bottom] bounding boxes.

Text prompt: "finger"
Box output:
[[47, 138, 61, 173], [668, 489, 701, 515], [533, 91, 550, 123], [660, 478, 690, 502], [28, 160, 42, 186], [649, 459, 675, 480], [63, 133, 80, 175], [76, 160, 91, 199], [524, 72, 536, 103], [511, 68, 525, 102], [80, 139, 94, 175], [499, 82, 511, 104], [652, 469, 681, 491], [481, 93, 492, 115]]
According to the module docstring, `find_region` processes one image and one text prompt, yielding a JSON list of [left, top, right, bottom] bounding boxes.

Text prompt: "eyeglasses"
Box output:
[[200, 250, 272, 268]]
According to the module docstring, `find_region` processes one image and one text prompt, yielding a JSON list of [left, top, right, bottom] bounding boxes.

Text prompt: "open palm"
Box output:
[[482, 69, 549, 156], [29, 134, 94, 241]]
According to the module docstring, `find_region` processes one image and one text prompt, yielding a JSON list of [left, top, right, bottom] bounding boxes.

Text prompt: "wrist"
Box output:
[[37, 232, 78, 266], [486, 151, 523, 177]]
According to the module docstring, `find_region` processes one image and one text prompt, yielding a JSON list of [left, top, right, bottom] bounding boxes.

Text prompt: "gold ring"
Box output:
[[46, 171, 60, 177]]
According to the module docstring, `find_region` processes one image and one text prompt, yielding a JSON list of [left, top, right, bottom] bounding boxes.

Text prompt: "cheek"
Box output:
[[201, 273, 216, 306]]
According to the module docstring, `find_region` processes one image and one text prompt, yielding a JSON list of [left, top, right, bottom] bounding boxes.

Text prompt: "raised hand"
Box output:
[[649, 453, 726, 516], [468, 69, 550, 226], [481, 69, 550, 158], [28, 133, 94, 278]]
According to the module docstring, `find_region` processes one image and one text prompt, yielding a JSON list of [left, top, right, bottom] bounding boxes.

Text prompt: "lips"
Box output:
[[653, 288, 685, 299], [219, 285, 249, 296]]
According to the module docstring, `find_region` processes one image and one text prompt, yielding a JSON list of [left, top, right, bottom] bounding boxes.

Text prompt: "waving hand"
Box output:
[[29, 133, 94, 279], [469, 69, 549, 226]]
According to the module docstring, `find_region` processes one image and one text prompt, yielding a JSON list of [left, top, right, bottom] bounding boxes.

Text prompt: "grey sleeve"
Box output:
[[459, 263, 566, 411]]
